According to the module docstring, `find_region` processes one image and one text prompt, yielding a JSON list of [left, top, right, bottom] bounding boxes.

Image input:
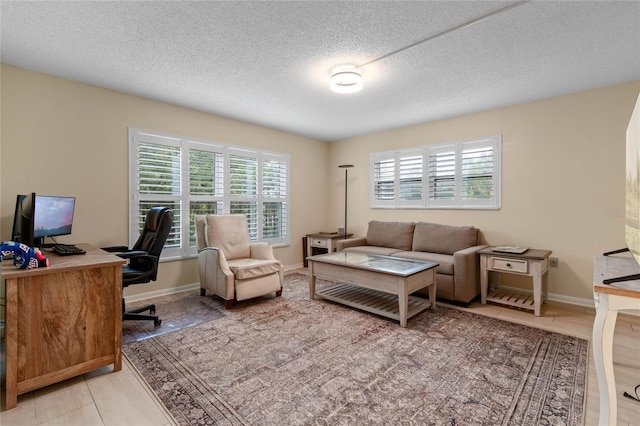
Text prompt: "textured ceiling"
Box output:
[[2, 1, 639, 142]]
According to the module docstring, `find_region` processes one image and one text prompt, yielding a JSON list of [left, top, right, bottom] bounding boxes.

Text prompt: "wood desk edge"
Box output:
[[1, 244, 126, 278]]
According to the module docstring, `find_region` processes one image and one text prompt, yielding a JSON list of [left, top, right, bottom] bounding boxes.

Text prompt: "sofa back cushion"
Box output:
[[412, 222, 477, 254], [366, 221, 415, 251], [204, 214, 251, 260]]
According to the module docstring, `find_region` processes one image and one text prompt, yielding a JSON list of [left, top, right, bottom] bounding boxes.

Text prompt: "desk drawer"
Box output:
[[490, 257, 528, 273], [311, 238, 328, 248]]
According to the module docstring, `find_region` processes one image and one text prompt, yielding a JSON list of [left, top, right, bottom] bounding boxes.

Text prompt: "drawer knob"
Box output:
[[506, 263, 512, 268]]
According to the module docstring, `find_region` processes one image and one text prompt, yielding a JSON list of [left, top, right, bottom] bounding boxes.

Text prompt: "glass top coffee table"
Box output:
[[307, 252, 438, 327]]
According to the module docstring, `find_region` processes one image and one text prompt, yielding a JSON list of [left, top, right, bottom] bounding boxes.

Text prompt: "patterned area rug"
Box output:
[[123, 273, 588, 425]]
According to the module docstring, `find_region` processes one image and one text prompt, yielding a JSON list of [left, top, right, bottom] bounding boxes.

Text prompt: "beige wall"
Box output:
[[1, 64, 330, 296], [3, 63, 639, 303], [328, 80, 640, 301]]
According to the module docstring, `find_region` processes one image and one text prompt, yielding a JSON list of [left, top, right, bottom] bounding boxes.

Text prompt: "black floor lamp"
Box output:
[[338, 164, 354, 239]]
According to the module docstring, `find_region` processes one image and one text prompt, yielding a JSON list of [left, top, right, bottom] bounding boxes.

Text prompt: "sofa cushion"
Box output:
[[412, 222, 477, 255], [204, 214, 251, 260], [366, 221, 415, 251], [393, 251, 454, 275], [227, 258, 281, 280], [342, 246, 404, 257]]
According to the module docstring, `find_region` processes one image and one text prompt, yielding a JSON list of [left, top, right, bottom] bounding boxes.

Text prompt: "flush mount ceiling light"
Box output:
[[330, 65, 363, 94], [328, 1, 529, 95]]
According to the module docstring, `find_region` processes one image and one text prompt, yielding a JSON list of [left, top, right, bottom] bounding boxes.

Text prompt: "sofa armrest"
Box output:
[[452, 244, 489, 303], [336, 237, 368, 251]]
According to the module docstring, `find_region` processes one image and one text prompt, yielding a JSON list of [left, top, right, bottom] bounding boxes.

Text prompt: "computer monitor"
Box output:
[[33, 195, 76, 247], [10, 193, 76, 247], [11, 193, 36, 247]]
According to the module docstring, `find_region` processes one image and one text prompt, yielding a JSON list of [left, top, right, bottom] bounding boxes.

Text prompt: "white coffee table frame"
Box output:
[[308, 252, 438, 327]]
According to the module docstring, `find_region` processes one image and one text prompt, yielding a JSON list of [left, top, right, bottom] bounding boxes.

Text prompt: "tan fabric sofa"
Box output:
[[336, 221, 487, 304]]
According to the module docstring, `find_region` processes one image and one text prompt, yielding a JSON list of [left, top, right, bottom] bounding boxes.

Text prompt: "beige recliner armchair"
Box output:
[[195, 214, 283, 309]]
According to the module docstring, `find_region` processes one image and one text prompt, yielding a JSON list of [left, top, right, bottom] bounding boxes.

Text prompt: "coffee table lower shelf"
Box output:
[[316, 283, 432, 323]]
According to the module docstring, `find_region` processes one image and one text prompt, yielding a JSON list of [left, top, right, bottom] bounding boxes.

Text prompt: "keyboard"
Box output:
[[52, 244, 86, 256]]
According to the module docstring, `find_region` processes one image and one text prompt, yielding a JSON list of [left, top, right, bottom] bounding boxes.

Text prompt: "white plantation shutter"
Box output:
[[370, 149, 425, 208], [229, 150, 258, 239], [427, 144, 456, 206], [461, 139, 497, 207], [133, 133, 182, 258], [262, 155, 288, 244], [189, 143, 224, 246], [372, 136, 501, 209], [371, 152, 395, 207], [130, 128, 290, 259], [398, 150, 423, 206]]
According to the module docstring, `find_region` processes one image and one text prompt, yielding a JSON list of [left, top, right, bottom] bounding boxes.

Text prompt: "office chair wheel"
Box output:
[[154, 318, 162, 326]]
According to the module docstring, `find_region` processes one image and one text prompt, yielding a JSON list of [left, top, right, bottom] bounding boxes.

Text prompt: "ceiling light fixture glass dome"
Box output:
[[330, 65, 363, 94]]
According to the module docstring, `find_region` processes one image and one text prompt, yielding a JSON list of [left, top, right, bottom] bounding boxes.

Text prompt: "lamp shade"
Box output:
[[330, 65, 362, 94]]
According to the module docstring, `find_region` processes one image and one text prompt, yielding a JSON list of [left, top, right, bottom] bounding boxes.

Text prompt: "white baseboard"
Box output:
[[124, 282, 201, 303], [125, 264, 304, 304], [123, 276, 639, 317], [125, 281, 594, 307], [286, 263, 305, 272]]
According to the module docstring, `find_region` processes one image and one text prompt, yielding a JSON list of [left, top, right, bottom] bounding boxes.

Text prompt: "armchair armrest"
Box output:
[[336, 237, 367, 251], [250, 242, 276, 260], [198, 247, 232, 276], [197, 246, 234, 301]]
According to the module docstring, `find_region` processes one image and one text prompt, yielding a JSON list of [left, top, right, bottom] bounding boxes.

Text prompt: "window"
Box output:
[[129, 128, 290, 259], [371, 135, 501, 209], [372, 149, 424, 208]]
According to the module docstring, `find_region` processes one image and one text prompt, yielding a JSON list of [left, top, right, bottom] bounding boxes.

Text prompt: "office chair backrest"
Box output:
[[130, 207, 173, 279]]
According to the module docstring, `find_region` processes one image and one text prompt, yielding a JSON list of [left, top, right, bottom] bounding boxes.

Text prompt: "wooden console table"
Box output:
[[1, 244, 125, 409], [592, 254, 640, 425], [479, 248, 552, 316]]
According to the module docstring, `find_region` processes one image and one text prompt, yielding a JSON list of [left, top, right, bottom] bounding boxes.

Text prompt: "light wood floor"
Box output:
[[1, 274, 639, 425]]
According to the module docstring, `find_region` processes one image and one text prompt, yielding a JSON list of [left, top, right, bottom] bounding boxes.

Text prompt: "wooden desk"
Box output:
[[593, 255, 640, 425], [1, 244, 126, 410]]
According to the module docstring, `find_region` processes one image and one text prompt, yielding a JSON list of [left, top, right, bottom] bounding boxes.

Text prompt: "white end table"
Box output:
[[306, 232, 352, 256], [479, 247, 552, 316]]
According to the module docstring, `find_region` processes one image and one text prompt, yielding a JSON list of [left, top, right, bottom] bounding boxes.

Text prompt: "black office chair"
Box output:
[[104, 207, 174, 327]]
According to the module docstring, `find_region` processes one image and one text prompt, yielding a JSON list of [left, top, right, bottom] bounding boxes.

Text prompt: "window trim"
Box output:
[[370, 135, 501, 210], [129, 128, 290, 260]]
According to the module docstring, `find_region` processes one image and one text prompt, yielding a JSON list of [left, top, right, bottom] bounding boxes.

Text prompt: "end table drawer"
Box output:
[[311, 239, 328, 248], [490, 257, 528, 273]]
